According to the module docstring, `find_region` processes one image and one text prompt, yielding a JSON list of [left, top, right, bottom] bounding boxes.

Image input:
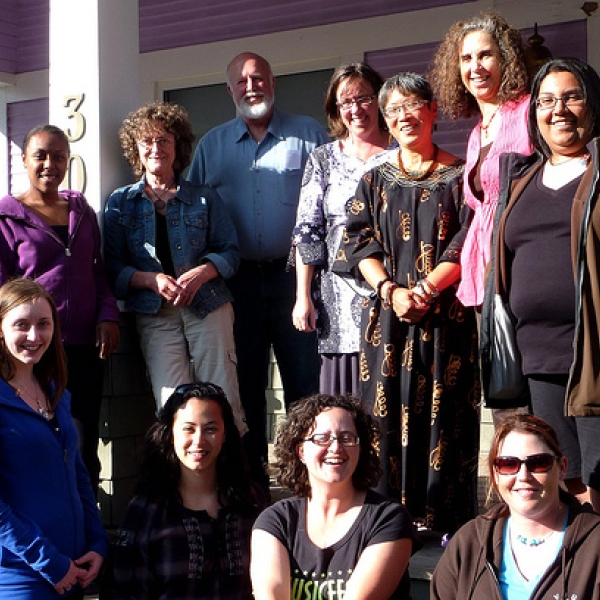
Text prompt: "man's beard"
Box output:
[[236, 93, 274, 119]]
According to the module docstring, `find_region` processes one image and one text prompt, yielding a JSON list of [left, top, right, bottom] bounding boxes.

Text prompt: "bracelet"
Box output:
[[422, 278, 440, 298], [375, 277, 392, 300], [384, 282, 399, 308]]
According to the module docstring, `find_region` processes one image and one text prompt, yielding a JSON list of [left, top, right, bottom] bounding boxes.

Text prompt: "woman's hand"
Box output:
[[292, 295, 316, 332], [390, 286, 430, 323], [53, 560, 86, 595], [174, 263, 217, 306], [74, 551, 104, 589], [152, 273, 185, 303], [96, 321, 120, 359]]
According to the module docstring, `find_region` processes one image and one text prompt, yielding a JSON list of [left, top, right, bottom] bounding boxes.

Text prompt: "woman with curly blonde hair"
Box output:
[[103, 102, 246, 434], [429, 12, 533, 309]]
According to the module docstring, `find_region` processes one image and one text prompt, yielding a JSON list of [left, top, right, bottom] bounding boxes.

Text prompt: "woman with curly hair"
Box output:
[[103, 103, 246, 431], [251, 394, 420, 600], [103, 382, 261, 599], [429, 12, 532, 309]]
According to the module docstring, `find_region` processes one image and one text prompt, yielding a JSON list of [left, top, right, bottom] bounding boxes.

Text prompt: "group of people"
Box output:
[[3, 7, 600, 600]]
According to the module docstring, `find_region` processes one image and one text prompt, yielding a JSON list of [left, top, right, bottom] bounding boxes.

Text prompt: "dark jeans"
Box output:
[[229, 260, 319, 490], [65, 344, 105, 495]]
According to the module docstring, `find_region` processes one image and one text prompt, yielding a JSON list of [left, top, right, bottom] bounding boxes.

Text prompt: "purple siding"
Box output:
[[16, 0, 49, 73], [138, 0, 475, 53], [0, 0, 48, 74], [7, 98, 49, 193], [0, 0, 17, 73]]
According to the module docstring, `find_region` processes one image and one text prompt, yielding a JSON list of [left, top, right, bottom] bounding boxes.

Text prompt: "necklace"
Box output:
[[515, 531, 554, 547], [397, 145, 439, 181], [147, 179, 175, 210], [480, 106, 500, 139], [12, 380, 53, 420]]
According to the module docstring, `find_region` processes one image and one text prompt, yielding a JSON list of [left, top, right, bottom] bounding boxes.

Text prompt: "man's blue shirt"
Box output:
[[188, 108, 329, 260]]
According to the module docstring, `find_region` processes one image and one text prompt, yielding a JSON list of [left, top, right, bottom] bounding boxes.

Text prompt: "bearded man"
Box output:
[[188, 52, 329, 494]]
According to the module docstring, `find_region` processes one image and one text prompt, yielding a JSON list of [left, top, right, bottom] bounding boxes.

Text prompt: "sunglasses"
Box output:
[[493, 453, 559, 475], [173, 382, 225, 397]]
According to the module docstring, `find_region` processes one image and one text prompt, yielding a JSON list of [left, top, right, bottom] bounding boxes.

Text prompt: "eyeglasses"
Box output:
[[304, 432, 360, 447], [138, 137, 174, 148], [173, 382, 226, 397], [493, 453, 559, 475], [535, 91, 585, 111], [382, 99, 427, 118], [337, 95, 375, 111]]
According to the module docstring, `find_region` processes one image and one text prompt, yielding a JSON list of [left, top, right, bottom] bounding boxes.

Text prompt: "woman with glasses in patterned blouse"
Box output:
[[102, 382, 262, 600]]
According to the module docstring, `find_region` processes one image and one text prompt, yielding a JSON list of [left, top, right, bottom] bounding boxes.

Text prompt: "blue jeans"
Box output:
[[229, 260, 319, 489]]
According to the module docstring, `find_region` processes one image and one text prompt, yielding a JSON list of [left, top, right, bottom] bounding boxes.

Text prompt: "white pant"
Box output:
[[136, 302, 247, 434]]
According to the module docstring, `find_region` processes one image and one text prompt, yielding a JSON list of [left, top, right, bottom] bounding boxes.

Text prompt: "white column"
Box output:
[[49, 0, 140, 213]]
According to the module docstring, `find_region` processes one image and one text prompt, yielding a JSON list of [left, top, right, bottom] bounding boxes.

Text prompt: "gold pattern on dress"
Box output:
[[421, 320, 432, 343], [401, 338, 413, 371], [420, 189, 431, 203], [415, 242, 434, 275], [438, 210, 450, 241], [389, 456, 402, 490], [381, 343, 397, 377], [334, 247, 347, 263], [359, 349, 370, 382], [431, 380, 443, 424], [348, 197, 364, 216], [443, 354, 461, 388], [373, 381, 388, 418], [413, 374, 427, 414], [468, 380, 482, 410], [401, 405, 410, 447], [364, 307, 382, 347], [448, 297, 466, 323], [397, 210, 411, 241], [430, 433, 448, 471]]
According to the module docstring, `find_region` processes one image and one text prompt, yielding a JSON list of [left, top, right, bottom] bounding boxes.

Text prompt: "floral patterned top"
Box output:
[[292, 140, 397, 353]]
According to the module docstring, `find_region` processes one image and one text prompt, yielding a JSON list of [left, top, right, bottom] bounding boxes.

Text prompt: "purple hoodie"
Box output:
[[0, 190, 119, 345]]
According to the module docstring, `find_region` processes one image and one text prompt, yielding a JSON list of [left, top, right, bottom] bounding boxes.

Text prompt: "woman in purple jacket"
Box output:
[[0, 125, 120, 493]]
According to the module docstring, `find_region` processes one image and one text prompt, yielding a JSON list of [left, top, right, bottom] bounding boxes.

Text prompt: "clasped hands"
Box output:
[[154, 266, 209, 307], [390, 285, 431, 324], [54, 551, 103, 595]]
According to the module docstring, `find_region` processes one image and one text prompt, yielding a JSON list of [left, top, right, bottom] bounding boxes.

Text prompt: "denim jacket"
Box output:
[[103, 177, 239, 318]]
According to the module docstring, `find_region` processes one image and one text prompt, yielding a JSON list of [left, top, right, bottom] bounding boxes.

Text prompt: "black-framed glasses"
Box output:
[[382, 99, 427, 118], [337, 95, 375, 111], [173, 382, 225, 397], [304, 432, 360, 447], [535, 91, 585, 111], [493, 453, 559, 475]]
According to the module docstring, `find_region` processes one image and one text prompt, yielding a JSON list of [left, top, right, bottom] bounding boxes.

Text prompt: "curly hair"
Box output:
[[273, 394, 382, 497], [528, 57, 600, 159], [118, 102, 195, 179], [429, 11, 529, 120], [0, 278, 67, 407], [324, 63, 387, 139], [136, 382, 254, 510], [487, 414, 563, 515]]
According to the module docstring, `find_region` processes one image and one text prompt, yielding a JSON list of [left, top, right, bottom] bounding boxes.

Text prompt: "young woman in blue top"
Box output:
[[0, 278, 107, 599]]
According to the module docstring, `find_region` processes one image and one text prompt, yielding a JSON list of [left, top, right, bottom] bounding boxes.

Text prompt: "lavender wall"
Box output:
[[138, 0, 474, 53], [7, 97, 49, 193]]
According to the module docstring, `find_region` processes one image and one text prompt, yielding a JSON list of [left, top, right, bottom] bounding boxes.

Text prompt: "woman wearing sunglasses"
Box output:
[[251, 394, 420, 600], [432, 414, 600, 600], [102, 382, 262, 599], [481, 58, 600, 510]]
